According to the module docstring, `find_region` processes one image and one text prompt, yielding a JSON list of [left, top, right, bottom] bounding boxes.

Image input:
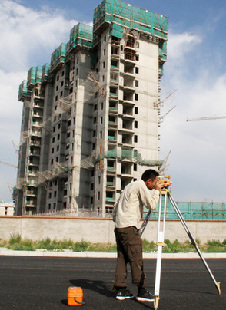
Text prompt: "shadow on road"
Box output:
[[69, 278, 114, 298], [68, 279, 154, 309]]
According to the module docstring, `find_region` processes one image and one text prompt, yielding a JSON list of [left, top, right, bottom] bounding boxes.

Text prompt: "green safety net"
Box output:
[[94, 0, 168, 38], [51, 43, 67, 71], [27, 67, 36, 87], [111, 23, 123, 39], [35, 66, 42, 84], [42, 64, 50, 82], [68, 22, 93, 52], [93, 0, 168, 74], [102, 149, 162, 167], [144, 198, 226, 220], [18, 80, 32, 100]]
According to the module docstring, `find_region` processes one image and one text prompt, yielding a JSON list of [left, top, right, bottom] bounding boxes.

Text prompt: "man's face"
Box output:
[[145, 176, 158, 190]]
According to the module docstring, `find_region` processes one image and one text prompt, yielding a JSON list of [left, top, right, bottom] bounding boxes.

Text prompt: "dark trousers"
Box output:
[[114, 226, 145, 290]]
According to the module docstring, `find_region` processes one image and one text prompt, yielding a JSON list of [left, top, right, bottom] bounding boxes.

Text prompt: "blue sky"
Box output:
[[0, 0, 226, 203]]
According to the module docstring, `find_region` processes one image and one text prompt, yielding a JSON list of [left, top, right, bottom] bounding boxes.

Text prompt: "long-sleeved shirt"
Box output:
[[113, 180, 160, 228]]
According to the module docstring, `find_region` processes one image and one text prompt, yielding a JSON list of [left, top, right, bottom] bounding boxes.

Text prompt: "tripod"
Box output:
[[139, 183, 221, 310]]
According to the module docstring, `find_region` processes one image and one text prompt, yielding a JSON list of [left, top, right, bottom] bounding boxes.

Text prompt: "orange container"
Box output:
[[68, 286, 83, 306]]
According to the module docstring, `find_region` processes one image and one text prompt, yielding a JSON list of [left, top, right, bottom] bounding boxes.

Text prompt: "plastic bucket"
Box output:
[[68, 286, 83, 306]]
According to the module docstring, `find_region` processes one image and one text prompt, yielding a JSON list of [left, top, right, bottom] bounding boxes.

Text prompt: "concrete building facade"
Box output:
[[0, 203, 15, 216], [14, 0, 168, 216]]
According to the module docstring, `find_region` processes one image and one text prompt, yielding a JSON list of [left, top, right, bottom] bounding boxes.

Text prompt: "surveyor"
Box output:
[[113, 169, 162, 302]]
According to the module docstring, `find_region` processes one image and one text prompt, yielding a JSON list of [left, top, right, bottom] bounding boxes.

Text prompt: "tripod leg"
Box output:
[[169, 194, 221, 295], [154, 192, 167, 309]]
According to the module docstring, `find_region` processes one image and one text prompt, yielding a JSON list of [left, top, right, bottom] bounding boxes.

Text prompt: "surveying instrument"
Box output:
[[139, 176, 221, 310]]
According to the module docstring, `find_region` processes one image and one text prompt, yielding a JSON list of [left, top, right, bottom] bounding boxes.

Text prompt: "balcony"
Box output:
[[32, 112, 43, 118], [125, 36, 135, 49], [34, 98, 44, 108], [108, 102, 118, 113], [106, 181, 115, 187], [109, 86, 118, 100], [120, 84, 135, 94], [122, 109, 134, 119], [25, 202, 36, 208], [27, 170, 38, 176], [31, 129, 42, 137], [108, 116, 117, 128], [108, 135, 117, 143], [122, 93, 134, 104], [32, 121, 42, 127], [29, 148, 40, 157], [121, 162, 133, 178], [120, 134, 135, 148], [30, 140, 41, 147], [111, 60, 119, 71], [111, 46, 119, 59], [123, 63, 135, 77], [119, 127, 135, 134], [105, 193, 115, 202], [107, 166, 116, 173], [28, 161, 39, 167], [26, 190, 36, 197], [27, 179, 38, 187], [111, 52, 120, 60]]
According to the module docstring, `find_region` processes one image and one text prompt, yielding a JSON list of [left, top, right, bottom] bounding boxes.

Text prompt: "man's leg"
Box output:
[[115, 228, 128, 289], [125, 227, 154, 302], [114, 228, 134, 300], [125, 226, 145, 289]]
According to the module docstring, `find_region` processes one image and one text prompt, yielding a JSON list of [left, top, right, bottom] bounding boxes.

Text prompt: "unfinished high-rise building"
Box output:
[[14, 0, 168, 216]]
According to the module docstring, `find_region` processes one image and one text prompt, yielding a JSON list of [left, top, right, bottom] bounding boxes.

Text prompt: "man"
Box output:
[[113, 169, 162, 302]]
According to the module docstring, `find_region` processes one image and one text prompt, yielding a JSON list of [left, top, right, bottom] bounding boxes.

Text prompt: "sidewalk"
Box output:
[[0, 247, 226, 258]]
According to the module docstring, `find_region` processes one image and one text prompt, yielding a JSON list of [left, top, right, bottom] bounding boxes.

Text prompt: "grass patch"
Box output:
[[1, 235, 225, 252]]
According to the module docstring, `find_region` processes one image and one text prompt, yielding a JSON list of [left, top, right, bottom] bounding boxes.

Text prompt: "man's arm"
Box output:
[[140, 183, 161, 210]]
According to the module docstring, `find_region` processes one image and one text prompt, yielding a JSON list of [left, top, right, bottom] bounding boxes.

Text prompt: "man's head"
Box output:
[[141, 169, 159, 190]]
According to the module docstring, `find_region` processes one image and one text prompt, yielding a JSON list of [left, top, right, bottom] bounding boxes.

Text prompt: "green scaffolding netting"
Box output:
[[42, 63, 50, 82], [93, 0, 168, 72], [27, 67, 36, 87], [51, 43, 67, 71], [144, 198, 226, 220], [100, 149, 162, 167], [94, 0, 168, 38], [68, 22, 93, 52], [18, 80, 32, 100], [35, 66, 42, 84]]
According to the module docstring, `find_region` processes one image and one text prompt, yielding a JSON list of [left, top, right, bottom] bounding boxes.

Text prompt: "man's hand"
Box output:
[[155, 181, 163, 192]]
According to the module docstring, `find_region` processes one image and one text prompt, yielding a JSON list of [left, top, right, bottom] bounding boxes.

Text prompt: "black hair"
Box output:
[[141, 169, 159, 182]]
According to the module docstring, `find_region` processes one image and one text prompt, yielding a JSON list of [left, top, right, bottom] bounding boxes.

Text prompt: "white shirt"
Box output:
[[113, 180, 160, 228]]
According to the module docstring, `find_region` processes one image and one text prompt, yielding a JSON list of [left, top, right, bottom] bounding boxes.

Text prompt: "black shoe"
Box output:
[[137, 289, 154, 302], [116, 288, 134, 300]]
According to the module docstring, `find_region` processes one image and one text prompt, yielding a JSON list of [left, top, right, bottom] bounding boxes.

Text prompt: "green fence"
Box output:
[[144, 198, 226, 220]]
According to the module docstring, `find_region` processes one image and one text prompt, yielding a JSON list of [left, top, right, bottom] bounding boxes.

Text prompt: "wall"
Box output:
[[0, 217, 225, 243]]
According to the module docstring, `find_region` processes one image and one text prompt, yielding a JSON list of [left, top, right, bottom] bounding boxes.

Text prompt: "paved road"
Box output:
[[0, 256, 225, 310]]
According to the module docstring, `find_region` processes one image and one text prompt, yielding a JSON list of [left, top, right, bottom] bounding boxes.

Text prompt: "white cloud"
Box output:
[[0, 0, 78, 71], [167, 31, 202, 60], [160, 31, 226, 202], [0, 0, 80, 202]]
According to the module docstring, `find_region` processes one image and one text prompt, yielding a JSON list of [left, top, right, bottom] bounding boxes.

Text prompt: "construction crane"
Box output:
[[0, 160, 18, 168], [186, 115, 226, 122]]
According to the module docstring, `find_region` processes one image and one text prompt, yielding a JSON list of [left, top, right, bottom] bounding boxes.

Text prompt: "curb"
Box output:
[[0, 248, 226, 259]]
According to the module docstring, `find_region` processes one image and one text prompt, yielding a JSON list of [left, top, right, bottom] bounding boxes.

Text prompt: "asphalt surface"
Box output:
[[0, 256, 225, 310]]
